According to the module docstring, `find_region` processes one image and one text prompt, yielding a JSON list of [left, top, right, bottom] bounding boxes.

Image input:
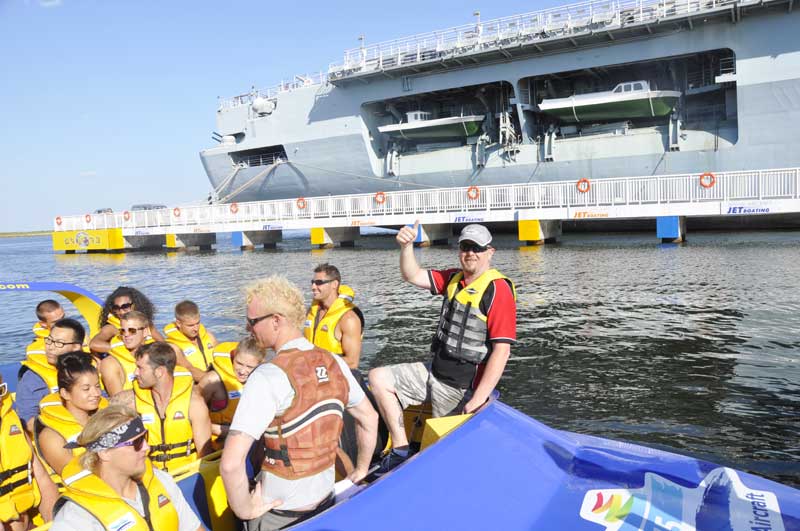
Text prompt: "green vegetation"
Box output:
[[0, 231, 50, 238]]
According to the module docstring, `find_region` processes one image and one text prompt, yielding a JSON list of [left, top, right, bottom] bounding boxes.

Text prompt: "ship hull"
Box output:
[[201, 6, 800, 203]]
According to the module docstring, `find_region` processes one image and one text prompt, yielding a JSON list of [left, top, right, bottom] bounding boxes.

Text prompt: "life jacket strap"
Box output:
[[264, 444, 292, 467], [0, 463, 29, 484]]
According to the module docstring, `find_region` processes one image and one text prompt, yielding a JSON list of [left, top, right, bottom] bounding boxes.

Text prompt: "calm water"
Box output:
[[1, 231, 798, 487]]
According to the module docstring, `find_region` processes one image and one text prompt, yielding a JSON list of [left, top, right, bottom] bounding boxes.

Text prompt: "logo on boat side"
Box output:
[[726, 206, 770, 215], [578, 468, 784, 531], [76, 231, 91, 248], [453, 215, 484, 223], [0, 283, 30, 290], [573, 211, 609, 219]]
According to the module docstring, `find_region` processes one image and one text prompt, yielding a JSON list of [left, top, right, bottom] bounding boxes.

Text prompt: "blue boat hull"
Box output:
[[298, 400, 799, 531]]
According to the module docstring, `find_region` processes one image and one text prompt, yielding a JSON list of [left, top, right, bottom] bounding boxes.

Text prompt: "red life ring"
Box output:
[[296, 197, 307, 210], [374, 191, 387, 204], [55, 216, 62, 226], [467, 186, 480, 200], [84, 214, 92, 224], [173, 207, 181, 218], [230, 202, 239, 214], [699, 172, 716, 189], [123, 211, 131, 221], [576, 178, 591, 193]]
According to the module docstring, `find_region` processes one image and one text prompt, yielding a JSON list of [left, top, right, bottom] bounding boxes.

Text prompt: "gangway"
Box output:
[[51, 167, 800, 251]]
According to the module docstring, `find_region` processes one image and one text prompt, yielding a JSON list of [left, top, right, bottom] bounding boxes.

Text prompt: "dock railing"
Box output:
[[53, 168, 800, 232]]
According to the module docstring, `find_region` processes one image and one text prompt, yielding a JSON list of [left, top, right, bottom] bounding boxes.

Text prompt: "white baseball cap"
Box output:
[[458, 224, 492, 247]]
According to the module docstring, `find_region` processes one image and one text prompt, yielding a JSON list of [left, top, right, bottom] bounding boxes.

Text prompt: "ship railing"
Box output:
[[236, 153, 285, 168], [328, 0, 739, 77], [219, 72, 327, 110], [53, 167, 800, 232]]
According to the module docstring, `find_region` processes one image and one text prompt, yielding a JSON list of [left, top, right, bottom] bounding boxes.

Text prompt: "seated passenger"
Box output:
[[50, 405, 204, 531], [113, 342, 212, 473], [18, 318, 86, 433], [197, 338, 268, 440], [304, 263, 365, 371], [163, 300, 218, 382], [0, 373, 58, 530], [89, 286, 163, 355], [98, 311, 152, 396], [31, 299, 65, 341], [36, 352, 108, 478]]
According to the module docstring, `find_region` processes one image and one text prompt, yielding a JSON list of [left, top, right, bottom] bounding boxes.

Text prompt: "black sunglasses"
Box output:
[[44, 336, 82, 348], [310, 279, 335, 286], [119, 326, 147, 336], [111, 302, 134, 312], [115, 433, 147, 451], [246, 313, 275, 328], [459, 242, 490, 253]]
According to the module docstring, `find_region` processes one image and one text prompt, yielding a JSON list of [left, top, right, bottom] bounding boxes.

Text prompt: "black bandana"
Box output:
[[65, 416, 146, 451]]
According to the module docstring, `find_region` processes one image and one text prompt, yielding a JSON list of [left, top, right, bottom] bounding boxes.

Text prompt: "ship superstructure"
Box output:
[[200, 0, 800, 203]]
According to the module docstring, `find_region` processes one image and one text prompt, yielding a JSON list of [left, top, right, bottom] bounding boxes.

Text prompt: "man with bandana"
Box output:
[[50, 405, 204, 531]]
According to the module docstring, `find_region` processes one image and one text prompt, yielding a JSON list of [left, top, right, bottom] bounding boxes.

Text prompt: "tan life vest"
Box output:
[[261, 348, 349, 480]]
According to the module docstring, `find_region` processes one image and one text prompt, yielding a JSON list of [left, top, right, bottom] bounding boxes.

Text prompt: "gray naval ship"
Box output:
[[200, 0, 800, 204]]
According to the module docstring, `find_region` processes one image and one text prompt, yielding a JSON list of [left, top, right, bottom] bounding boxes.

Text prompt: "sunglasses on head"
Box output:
[[459, 242, 490, 253], [310, 279, 335, 286], [119, 326, 147, 336], [111, 302, 134, 312], [114, 433, 147, 451], [246, 313, 275, 328]]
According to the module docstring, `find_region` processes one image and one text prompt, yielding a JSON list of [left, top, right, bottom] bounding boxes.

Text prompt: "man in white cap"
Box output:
[[369, 222, 516, 473]]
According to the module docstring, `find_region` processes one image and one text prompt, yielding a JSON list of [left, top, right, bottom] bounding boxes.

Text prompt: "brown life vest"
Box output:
[[261, 347, 349, 480]]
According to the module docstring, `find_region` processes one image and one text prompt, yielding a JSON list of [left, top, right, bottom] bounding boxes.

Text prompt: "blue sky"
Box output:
[[0, 0, 560, 232]]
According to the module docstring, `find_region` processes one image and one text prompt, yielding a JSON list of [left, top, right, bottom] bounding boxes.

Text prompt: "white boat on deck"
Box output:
[[538, 80, 682, 123], [378, 111, 485, 140]]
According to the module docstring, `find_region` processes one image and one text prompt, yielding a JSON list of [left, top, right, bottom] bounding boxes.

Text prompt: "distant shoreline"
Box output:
[[0, 231, 49, 238]]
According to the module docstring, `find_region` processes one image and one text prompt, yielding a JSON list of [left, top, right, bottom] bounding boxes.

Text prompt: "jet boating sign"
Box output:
[[579, 467, 784, 531]]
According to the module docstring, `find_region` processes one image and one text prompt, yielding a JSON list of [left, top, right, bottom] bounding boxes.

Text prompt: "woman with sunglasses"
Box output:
[[35, 352, 108, 480], [198, 337, 269, 441], [0, 374, 58, 531], [51, 405, 204, 531], [89, 286, 163, 355]]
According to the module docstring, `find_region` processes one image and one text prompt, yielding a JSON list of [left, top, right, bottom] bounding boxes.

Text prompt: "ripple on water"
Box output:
[[1, 231, 799, 487]]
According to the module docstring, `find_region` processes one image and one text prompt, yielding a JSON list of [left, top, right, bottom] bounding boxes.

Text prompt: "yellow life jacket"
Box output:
[[433, 269, 516, 365], [0, 395, 39, 523], [104, 313, 121, 329], [133, 372, 197, 473], [19, 352, 59, 394], [35, 393, 109, 473], [207, 342, 242, 427], [163, 323, 214, 371], [303, 285, 364, 355], [56, 457, 180, 531], [107, 339, 139, 392], [32, 321, 49, 339]]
